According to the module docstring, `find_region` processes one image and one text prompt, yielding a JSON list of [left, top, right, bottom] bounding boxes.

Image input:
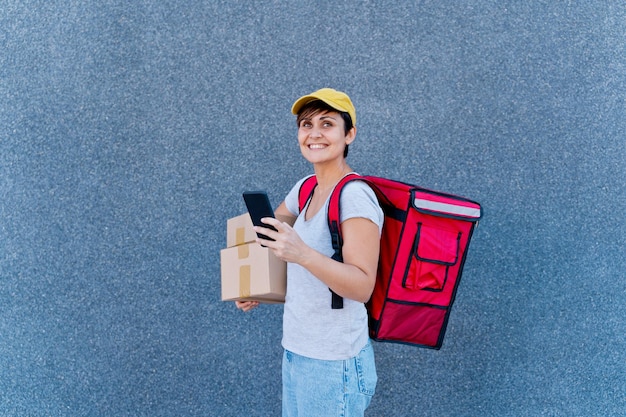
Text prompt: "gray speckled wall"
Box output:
[[1, 1, 624, 416]]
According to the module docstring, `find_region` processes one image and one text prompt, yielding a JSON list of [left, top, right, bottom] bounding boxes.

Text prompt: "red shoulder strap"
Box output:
[[326, 173, 362, 309], [298, 175, 318, 213], [326, 173, 363, 252]]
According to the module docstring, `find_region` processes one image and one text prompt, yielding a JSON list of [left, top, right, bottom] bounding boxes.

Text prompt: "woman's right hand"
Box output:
[[235, 300, 259, 312]]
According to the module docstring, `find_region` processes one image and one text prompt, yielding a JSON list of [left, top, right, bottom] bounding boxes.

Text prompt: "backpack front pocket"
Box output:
[[402, 222, 461, 291]]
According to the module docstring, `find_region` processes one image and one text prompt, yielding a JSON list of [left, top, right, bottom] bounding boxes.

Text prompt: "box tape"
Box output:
[[239, 265, 251, 298], [237, 244, 249, 259], [236, 227, 245, 246]]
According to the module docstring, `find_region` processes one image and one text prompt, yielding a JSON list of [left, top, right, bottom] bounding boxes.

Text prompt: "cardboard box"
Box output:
[[226, 212, 294, 248], [226, 213, 257, 248], [221, 212, 292, 303], [220, 242, 286, 303]]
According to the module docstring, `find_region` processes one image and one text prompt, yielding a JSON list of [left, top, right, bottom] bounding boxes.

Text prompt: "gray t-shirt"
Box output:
[[281, 175, 384, 360]]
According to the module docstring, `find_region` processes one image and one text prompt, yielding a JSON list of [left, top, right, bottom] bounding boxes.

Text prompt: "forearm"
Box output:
[[254, 216, 380, 303], [298, 246, 375, 303]]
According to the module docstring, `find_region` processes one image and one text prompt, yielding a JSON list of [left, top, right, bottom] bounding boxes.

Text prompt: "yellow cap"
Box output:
[[291, 88, 356, 127]]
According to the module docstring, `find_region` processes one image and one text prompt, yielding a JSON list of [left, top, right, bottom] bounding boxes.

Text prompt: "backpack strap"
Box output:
[[298, 175, 318, 213], [297, 173, 363, 309]]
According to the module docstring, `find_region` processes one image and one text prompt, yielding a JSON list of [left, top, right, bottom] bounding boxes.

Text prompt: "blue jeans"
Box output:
[[282, 341, 377, 417]]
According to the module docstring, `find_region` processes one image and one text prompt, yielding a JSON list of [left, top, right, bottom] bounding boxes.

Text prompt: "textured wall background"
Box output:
[[1, 1, 624, 416]]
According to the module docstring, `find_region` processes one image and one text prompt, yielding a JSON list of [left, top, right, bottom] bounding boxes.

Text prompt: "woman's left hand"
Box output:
[[235, 300, 259, 312]]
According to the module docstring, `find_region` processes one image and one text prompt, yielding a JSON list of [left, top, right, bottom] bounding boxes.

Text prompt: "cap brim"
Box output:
[[291, 95, 314, 115], [291, 95, 350, 115]]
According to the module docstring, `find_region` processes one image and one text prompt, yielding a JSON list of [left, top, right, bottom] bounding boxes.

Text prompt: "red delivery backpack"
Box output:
[[298, 173, 482, 349]]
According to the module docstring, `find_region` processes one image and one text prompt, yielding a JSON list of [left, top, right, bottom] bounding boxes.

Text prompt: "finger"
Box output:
[[243, 301, 259, 312], [253, 225, 280, 243], [236, 301, 259, 312], [260, 217, 289, 231]]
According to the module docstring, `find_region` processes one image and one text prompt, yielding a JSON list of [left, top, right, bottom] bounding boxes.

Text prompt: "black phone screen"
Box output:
[[242, 191, 277, 241]]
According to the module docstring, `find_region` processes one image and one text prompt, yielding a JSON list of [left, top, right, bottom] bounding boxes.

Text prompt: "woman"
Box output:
[[236, 88, 384, 416]]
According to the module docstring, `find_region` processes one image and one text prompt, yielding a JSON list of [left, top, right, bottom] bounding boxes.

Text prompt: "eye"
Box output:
[[300, 120, 312, 128]]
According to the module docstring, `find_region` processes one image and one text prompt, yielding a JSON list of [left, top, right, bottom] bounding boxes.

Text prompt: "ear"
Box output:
[[345, 126, 357, 145]]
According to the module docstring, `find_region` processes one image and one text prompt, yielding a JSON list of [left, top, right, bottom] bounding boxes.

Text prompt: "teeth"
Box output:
[[309, 144, 326, 149]]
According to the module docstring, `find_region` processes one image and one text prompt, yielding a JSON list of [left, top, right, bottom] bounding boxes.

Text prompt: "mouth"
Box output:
[[308, 143, 328, 150]]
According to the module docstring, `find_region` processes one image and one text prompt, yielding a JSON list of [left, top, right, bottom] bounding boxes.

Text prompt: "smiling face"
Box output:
[[297, 110, 356, 166]]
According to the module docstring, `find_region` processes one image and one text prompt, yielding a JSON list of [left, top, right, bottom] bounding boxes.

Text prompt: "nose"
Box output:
[[310, 126, 322, 138]]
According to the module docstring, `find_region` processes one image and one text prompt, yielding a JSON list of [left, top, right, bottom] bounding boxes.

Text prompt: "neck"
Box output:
[[313, 161, 353, 191]]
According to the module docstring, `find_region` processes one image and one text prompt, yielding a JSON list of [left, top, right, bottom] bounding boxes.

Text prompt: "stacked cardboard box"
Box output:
[[220, 213, 287, 303]]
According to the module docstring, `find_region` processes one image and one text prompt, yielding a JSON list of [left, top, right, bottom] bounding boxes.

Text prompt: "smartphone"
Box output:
[[242, 191, 277, 241]]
